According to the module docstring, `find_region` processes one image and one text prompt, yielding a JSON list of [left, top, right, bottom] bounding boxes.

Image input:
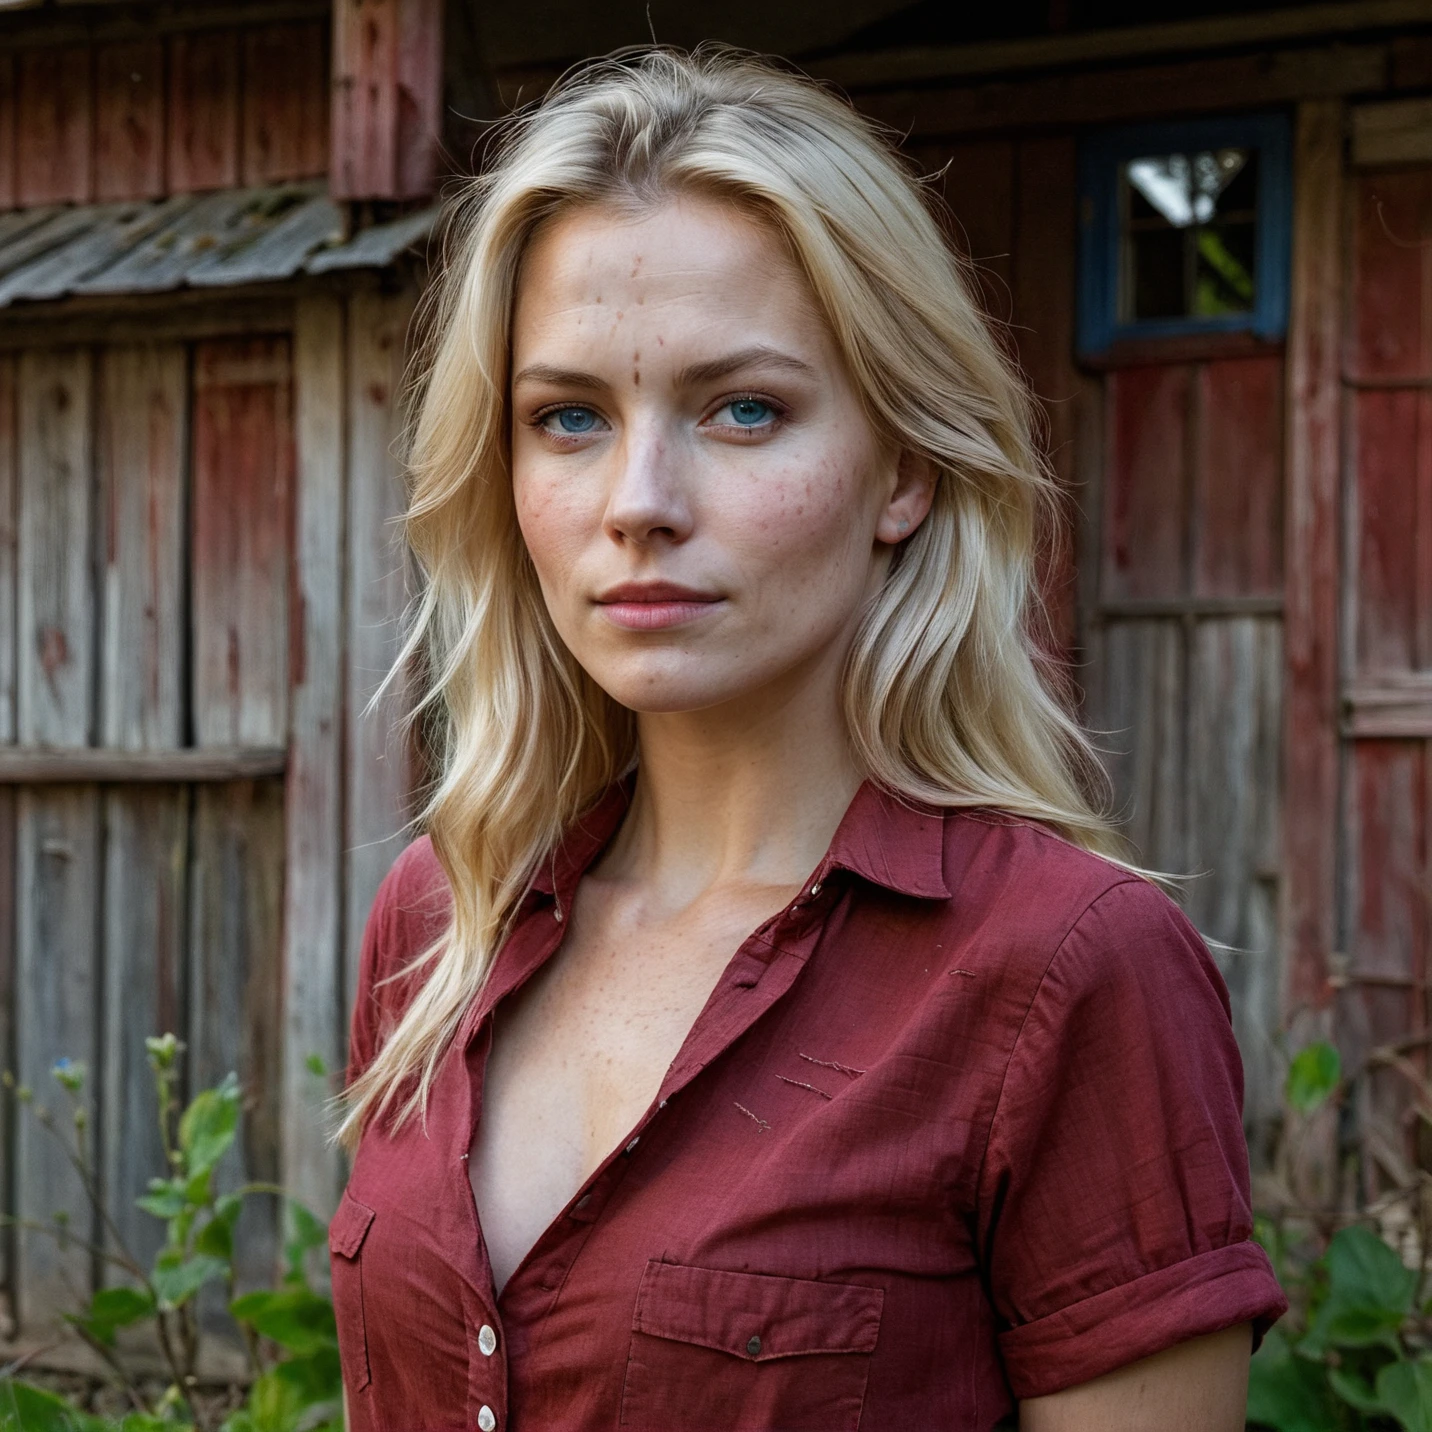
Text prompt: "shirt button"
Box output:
[[809, 881, 822, 896], [575, 1192, 592, 1210], [477, 1406, 497, 1431], [746, 1335, 762, 1357], [625, 1136, 640, 1154], [478, 1324, 497, 1357]]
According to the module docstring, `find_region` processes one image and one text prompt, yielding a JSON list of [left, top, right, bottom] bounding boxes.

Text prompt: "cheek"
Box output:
[[512, 467, 589, 583]]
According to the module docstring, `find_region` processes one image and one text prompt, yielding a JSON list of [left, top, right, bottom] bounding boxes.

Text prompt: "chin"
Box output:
[[586, 655, 764, 716]]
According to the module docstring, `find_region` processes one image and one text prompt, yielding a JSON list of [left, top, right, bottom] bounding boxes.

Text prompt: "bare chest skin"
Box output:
[[468, 872, 803, 1296]]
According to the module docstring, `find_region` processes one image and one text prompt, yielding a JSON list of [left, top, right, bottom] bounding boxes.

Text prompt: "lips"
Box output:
[[595, 580, 724, 631]]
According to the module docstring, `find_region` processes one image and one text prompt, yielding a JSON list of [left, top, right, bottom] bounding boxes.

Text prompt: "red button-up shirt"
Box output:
[[333, 780, 1285, 1432]]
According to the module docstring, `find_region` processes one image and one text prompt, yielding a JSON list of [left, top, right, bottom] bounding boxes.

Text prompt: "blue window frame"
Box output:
[[1077, 113, 1292, 356]]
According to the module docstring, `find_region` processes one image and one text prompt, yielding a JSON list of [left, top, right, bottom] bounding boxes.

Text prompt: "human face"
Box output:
[[509, 195, 932, 717]]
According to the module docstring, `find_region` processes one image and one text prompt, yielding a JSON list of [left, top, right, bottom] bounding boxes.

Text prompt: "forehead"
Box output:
[[511, 195, 827, 359]]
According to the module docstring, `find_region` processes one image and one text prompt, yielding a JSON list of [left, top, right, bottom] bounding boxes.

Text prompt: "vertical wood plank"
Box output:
[[0, 356, 16, 747], [284, 297, 346, 1219], [1185, 617, 1284, 1146], [1100, 618, 1187, 873], [94, 40, 164, 202], [1104, 364, 1191, 601], [18, 350, 93, 748], [331, 0, 398, 200], [188, 779, 285, 1295], [191, 338, 292, 748], [96, 344, 188, 1280], [99, 346, 186, 750], [1283, 100, 1344, 1013], [0, 52, 17, 212], [1013, 136, 1080, 655], [16, 47, 93, 207], [15, 787, 100, 1333], [345, 288, 415, 1010], [1349, 169, 1432, 383], [240, 22, 330, 186], [395, 0, 442, 199], [1193, 356, 1285, 599], [14, 350, 98, 1332], [166, 32, 240, 194]]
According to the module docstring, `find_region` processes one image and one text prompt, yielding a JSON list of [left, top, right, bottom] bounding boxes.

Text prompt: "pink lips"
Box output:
[[595, 580, 724, 631]]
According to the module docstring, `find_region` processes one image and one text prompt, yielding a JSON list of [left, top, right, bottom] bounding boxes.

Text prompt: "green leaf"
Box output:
[[117, 1417, 183, 1432], [1327, 1366, 1384, 1413], [1246, 1326, 1350, 1432], [1286, 1041, 1341, 1114], [0, 1380, 108, 1432], [230, 1287, 336, 1356], [194, 1213, 233, 1262], [151, 1250, 229, 1309], [282, 1202, 327, 1285], [1376, 1358, 1432, 1432], [177, 1073, 240, 1178], [136, 1178, 188, 1220], [69, 1284, 155, 1346], [1303, 1225, 1417, 1356]]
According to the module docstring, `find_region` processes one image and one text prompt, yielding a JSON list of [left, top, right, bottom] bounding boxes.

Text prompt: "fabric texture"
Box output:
[[333, 781, 1286, 1431]]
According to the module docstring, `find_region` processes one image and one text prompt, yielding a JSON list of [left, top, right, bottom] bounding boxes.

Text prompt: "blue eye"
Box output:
[[544, 407, 601, 434], [723, 398, 775, 427]]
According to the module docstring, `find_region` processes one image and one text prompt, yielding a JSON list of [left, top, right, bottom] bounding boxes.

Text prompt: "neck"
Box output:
[[605, 654, 864, 904]]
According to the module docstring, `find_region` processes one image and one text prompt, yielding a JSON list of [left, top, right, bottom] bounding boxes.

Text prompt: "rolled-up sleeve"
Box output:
[[977, 879, 1287, 1399]]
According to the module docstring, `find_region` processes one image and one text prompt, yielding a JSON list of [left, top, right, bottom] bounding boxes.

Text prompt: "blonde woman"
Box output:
[[331, 49, 1285, 1432]]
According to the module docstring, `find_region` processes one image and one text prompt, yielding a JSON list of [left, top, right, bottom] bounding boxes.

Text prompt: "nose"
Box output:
[[602, 421, 693, 547]]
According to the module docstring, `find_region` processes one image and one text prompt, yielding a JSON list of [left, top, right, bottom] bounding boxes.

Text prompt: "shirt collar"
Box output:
[[529, 775, 949, 903]]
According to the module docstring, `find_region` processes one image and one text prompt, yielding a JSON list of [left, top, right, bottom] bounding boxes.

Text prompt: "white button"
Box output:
[[625, 1137, 640, 1154], [809, 881, 822, 896], [478, 1407, 497, 1431], [553, 907, 563, 923], [478, 1324, 497, 1356], [658, 1099, 667, 1109]]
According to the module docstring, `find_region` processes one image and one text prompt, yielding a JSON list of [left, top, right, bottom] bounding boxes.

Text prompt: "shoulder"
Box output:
[[937, 809, 1228, 1020]]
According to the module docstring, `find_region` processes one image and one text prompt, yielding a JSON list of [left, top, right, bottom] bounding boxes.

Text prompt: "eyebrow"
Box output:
[[510, 345, 819, 392]]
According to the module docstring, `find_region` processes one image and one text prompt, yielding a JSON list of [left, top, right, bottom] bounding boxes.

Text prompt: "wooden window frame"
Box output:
[[1077, 112, 1293, 358]]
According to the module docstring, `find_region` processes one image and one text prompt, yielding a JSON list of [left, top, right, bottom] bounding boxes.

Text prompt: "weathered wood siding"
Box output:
[[0, 19, 328, 210], [0, 286, 417, 1338], [1341, 159, 1432, 1190]]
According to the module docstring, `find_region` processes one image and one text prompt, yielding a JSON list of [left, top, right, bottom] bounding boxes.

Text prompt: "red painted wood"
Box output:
[[1348, 740, 1428, 1173], [0, 54, 16, 211], [331, 0, 441, 199], [241, 22, 329, 185], [1104, 364, 1190, 601], [166, 31, 240, 193], [191, 338, 292, 747], [395, 0, 442, 198], [16, 47, 93, 206], [331, 0, 398, 199], [94, 41, 164, 201], [1283, 101, 1343, 1014], [1350, 169, 1432, 382], [1352, 390, 1426, 676], [1193, 355, 1284, 599]]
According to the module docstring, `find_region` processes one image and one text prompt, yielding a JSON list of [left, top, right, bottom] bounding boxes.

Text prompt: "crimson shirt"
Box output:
[[333, 780, 1285, 1432]]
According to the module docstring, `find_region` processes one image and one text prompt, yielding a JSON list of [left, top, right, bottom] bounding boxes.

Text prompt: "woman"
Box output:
[[332, 48, 1285, 1432]]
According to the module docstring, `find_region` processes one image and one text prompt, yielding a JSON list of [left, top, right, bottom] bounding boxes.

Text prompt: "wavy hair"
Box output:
[[337, 46, 1125, 1149]]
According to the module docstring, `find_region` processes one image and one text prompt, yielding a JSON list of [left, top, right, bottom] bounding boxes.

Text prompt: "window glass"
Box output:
[[1120, 148, 1258, 322]]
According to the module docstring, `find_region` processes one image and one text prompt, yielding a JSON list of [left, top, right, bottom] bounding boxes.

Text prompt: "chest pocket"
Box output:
[[620, 1261, 884, 1431], [329, 1192, 377, 1395]]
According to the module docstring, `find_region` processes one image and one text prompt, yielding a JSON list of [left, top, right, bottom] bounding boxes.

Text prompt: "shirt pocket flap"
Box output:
[[328, 1193, 376, 1260], [633, 1261, 883, 1361]]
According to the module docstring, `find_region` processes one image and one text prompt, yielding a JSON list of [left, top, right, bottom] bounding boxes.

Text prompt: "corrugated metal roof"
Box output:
[[0, 184, 438, 308]]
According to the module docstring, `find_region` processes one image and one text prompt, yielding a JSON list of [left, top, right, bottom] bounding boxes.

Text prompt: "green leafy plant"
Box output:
[[0, 1039, 342, 1432], [1247, 1040, 1431, 1432]]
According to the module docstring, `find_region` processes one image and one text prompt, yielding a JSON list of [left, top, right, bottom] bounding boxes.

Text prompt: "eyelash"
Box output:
[[527, 391, 789, 444]]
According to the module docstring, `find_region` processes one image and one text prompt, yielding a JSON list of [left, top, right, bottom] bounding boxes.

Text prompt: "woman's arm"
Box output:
[[1019, 1324, 1252, 1432]]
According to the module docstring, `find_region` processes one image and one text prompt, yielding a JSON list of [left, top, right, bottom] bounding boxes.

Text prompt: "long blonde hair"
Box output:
[[338, 46, 1123, 1148]]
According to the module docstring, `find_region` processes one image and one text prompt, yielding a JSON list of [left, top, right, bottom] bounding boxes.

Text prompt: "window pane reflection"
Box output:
[[1120, 148, 1258, 321]]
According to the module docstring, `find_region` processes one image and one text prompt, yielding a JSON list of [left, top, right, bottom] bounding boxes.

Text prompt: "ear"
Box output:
[[874, 449, 938, 546]]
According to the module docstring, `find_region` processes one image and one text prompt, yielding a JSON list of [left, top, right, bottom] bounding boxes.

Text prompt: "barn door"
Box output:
[[1341, 163, 1432, 1185], [0, 337, 291, 1334]]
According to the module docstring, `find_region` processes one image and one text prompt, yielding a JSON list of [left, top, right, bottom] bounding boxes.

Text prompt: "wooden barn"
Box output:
[[0, 0, 1429, 1363]]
